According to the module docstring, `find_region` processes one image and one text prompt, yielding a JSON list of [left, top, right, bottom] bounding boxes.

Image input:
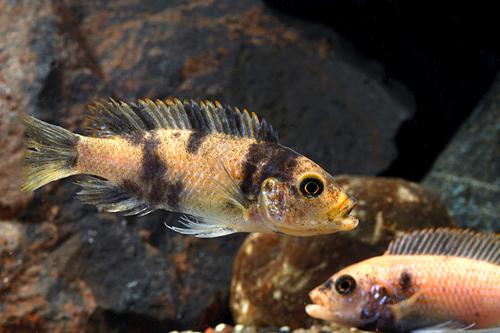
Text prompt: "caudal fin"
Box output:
[[21, 116, 80, 192]]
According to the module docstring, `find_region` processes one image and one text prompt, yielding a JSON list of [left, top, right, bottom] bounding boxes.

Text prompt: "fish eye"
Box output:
[[299, 177, 324, 198], [335, 275, 356, 295]]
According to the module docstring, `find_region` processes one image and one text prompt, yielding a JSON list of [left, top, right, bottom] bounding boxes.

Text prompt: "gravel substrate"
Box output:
[[171, 323, 363, 333]]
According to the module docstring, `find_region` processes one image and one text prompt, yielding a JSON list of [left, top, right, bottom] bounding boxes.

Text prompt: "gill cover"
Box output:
[[258, 177, 288, 230]]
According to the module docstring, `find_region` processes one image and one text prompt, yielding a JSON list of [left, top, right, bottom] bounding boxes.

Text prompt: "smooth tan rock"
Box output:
[[230, 176, 455, 329]]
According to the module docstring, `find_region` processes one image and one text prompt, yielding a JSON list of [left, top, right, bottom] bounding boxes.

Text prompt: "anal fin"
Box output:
[[76, 176, 155, 216]]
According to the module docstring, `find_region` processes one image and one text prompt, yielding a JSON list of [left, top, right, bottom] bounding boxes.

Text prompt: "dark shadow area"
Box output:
[[86, 309, 176, 333], [264, 0, 500, 180]]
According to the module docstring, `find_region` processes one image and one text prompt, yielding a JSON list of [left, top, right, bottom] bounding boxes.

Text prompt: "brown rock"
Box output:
[[0, 1, 57, 218], [423, 74, 500, 232], [0, 221, 96, 333], [2, 0, 415, 331], [44, 0, 411, 176], [0, 190, 244, 333], [230, 176, 455, 329]]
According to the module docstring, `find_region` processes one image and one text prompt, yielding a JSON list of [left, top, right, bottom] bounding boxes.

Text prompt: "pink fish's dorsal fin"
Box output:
[[386, 228, 499, 264], [85, 98, 279, 143]]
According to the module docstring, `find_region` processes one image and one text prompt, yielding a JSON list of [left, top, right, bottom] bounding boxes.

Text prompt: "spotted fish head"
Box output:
[[306, 261, 398, 331], [256, 155, 358, 236]]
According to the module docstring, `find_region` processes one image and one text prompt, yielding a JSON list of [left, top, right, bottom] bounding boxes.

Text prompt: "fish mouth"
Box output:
[[340, 195, 357, 215], [307, 289, 335, 320], [270, 195, 359, 236], [307, 288, 358, 327], [305, 304, 335, 321], [331, 195, 358, 230], [306, 304, 358, 328]]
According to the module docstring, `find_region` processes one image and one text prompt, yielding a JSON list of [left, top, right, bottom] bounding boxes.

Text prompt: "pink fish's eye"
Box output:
[[335, 275, 356, 295]]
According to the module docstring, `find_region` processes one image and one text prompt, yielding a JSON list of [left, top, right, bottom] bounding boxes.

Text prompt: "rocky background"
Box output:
[[0, 1, 498, 333]]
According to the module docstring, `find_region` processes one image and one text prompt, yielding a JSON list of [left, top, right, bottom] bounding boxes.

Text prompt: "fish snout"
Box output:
[[309, 287, 327, 306], [306, 288, 334, 320]]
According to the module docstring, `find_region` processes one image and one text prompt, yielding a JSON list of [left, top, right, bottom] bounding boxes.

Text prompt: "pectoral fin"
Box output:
[[390, 291, 425, 323], [214, 158, 250, 209]]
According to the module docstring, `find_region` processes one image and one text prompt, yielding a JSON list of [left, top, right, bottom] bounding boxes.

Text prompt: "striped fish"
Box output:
[[306, 228, 500, 332], [21, 98, 358, 237]]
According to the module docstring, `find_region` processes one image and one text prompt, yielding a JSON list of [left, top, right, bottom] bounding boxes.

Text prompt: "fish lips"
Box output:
[[306, 294, 355, 327], [306, 283, 352, 324], [340, 195, 358, 215], [330, 195, 359, 230], [332, 215, 359, 231], [306, 304, 361, 329], [305, 303, 336, 321]]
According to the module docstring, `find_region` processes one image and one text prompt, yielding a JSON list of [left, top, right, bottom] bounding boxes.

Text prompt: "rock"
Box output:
[[0, 185, 244, 332], [0, 0, 58, 218], [230, 176, 455, 329], [0, 220, 96, 333], [1, 0, 415, 331], [72, 211, 244, 332], [423, 75, 500, 232], [46, 0, 410, 175]]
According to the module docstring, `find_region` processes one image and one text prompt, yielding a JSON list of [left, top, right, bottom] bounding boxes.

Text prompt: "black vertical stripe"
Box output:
[[240, 142, 298, 196], [399, 271, 412, 291], [186, 131, 209, 154], [139, 133, 184, 208]]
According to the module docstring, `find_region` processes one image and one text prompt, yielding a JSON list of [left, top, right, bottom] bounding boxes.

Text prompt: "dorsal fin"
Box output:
[[86, 98, 278, 143], [386, 228, 499, 264]]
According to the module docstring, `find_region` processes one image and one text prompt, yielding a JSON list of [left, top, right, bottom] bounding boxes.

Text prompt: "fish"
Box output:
[[21, 98, 358, 237], [306, 228, 500, 332]]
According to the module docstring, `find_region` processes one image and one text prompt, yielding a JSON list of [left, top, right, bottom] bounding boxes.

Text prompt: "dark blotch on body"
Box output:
[[186, 131, 208, 154], [141, 134, 164, 183], [122, 179, 144, 197], [164, 180, 183, 209], [124, 131, 145, 145], [399, 271, 412, 292], [240, 142, 298, 196], [147, 177, 184, 209], [139, 134, 184, 207]]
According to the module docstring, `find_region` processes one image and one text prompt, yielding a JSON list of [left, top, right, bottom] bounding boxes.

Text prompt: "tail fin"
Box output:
[[21, 116, 80, 192]]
